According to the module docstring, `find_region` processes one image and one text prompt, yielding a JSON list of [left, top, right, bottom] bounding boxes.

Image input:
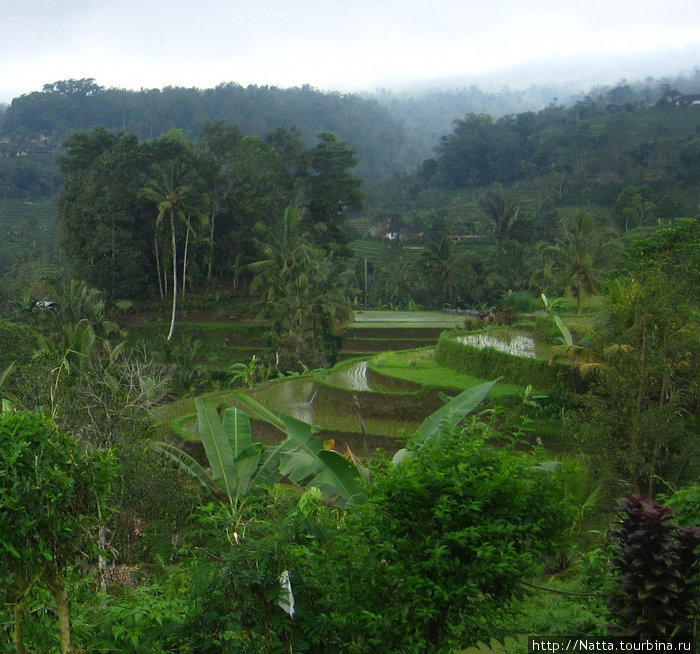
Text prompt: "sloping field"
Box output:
[[0, 198, 58, 259]]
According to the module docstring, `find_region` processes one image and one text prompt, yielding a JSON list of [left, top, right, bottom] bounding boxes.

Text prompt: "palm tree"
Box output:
[[421, 235, 456, 308], [248, 206, 312, 283], [140, 160, 207, 340], [479, 188, 522, 250], [539, 211, 619, 314], [249, 207, 313, 354], [305, 253, 354, 359], [249, 207, 352, 367]]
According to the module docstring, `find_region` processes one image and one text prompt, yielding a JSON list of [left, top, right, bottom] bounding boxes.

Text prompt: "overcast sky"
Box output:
[[2, 0, 699, 103]]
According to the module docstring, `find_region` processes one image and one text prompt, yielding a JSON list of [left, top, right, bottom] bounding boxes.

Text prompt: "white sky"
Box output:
[[2, 0, 700, 103]]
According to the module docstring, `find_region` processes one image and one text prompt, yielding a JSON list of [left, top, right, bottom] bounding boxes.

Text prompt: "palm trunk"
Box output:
[[207, 191, 218, 283], [168, 212, 178, 341], [154, 234, 164, 300], [182, 221, 190, 299], [576, 282, 582, 315]]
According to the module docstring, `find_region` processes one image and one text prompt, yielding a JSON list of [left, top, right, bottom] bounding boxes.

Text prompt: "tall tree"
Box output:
[[479, 188, 524, 250], [572, 220, 699, 494], [539, 211, 619, 314], [197, 122, 243, 283], [304, 132, 363, 253], [420, 235, 469, 309], [249, 207, 352, 369], [613, 185, 656, 232], [140, 159, 207, 340], [58, 128, 154, 299], [197, 127, 297, 283], [304, 252, 354, 364]]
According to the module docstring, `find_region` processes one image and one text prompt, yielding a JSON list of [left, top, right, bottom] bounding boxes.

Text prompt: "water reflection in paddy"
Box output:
[[248, 373, 419, 438], [324, 361, 372, 391], [251, 377, 318, 423], [323, 360, 400, 393], [457, 332, 538, 358]]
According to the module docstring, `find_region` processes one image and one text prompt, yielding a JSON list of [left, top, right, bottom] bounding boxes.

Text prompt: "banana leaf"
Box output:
[[196, 398, 236, 505], [392, 379, 498, 464], [223, 406, 252, 458], [235, 392, 366, 506], [151, 441, 226, 501]]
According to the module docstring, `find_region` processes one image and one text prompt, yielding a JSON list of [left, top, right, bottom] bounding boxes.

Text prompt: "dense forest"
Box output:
[[0, 79, 407, 191], [0, 72, 698, 652]]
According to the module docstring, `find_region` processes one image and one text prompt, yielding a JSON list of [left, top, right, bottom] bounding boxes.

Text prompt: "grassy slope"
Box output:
[[0, 198, 58, 259], [369, 347, 528, 398]]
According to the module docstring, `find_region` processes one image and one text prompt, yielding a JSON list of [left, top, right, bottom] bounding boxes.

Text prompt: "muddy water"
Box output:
[[246, 365, 422, 439]]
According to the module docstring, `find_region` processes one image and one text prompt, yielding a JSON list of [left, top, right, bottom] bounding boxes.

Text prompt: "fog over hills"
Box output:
[[373, 45, 700, 96]]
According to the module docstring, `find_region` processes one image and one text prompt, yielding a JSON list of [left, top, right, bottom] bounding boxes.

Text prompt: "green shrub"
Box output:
[[109, 441, 199, 565], [0, 410, 116, 653], [496, 305, 517, 325], [74, 576, 190, 652], [0, 319, 42, 370], [512, 582, 607, 637], [464, 315, 483, 331], [502, 290, 538, 313], [166, 489, 341, 653], [662, 483, 700, 527], [327, 433, 575, 652]]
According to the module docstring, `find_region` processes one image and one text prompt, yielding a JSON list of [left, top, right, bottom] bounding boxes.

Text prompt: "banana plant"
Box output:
[[392, 378, 499, 464], [540, 293, 573, 346], [152, 398, 287, 509], [234, 392, 368, 507], [0, 363, 15, 412], [154, 394, 367, 510]]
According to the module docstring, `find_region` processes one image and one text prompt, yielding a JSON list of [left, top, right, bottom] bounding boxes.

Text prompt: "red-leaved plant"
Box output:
[[608, 494, 699, 640]]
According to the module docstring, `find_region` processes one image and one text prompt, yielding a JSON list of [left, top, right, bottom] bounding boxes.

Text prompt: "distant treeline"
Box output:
[[369, 68, 700, 156], [395, 88, 700, 214], [1, 71, 700, 202], [0, 79, 406, 193]]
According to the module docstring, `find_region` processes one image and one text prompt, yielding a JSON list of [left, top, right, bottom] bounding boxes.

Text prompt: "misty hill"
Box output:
[[1, 71, 700, 202], [365, 69, 700, 162], [0, 80, 408, 193]]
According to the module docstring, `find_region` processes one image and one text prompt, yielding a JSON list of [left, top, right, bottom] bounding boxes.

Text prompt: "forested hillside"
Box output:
[[0, 79, 407, 194], [2, 72, 700, 318], [408, 99, 700, 210], [369, 69, 700, 163], [3, 71, 699, 201]]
